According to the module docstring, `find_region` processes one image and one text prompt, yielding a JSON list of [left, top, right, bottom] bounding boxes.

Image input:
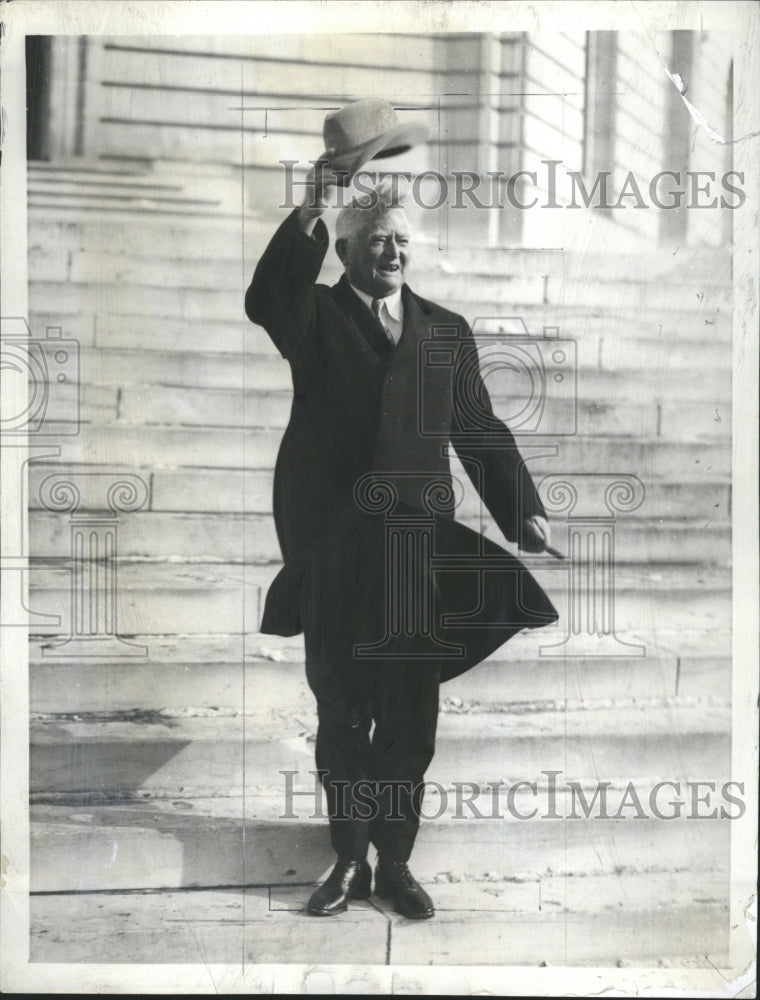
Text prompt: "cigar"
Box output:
[[545, 544, 566, 560]]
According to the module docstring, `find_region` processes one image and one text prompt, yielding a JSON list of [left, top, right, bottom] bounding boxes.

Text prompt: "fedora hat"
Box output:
[[323, 99, 429, 179]]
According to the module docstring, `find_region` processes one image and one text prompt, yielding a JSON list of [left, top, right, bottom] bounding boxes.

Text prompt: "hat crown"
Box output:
[[323, 99, 400, 154]]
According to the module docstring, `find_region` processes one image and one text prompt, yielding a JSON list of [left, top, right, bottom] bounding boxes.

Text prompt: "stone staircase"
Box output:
[[26, 160, 732, 964]]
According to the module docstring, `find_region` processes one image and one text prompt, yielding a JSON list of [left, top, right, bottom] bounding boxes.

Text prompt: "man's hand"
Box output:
[[519, 515, 551, 553], [297, 147, 342, 234]]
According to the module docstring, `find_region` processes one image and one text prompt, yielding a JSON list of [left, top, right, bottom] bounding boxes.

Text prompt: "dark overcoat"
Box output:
[[245, 210, 558, 682]]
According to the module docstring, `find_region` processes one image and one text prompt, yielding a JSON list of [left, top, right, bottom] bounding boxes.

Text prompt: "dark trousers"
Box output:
[[306, 658, 441, 862]]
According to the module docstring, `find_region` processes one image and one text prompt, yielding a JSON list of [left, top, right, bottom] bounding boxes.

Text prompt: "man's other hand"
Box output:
[[519, 515, 551, 553]]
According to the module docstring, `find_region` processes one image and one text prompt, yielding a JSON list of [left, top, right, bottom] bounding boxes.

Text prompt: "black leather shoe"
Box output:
[[374, 858, 435, 919], [306, 858, 372, 916]]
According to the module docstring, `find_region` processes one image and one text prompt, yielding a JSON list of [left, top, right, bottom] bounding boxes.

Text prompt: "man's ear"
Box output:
[[335, 238, 348, 265]]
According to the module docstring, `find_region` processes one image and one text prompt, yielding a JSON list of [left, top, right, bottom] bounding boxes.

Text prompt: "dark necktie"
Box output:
[[372, 298, 395, 345]]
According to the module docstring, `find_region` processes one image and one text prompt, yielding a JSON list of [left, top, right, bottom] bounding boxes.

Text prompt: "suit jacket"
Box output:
[[245, 210, 558, 681]]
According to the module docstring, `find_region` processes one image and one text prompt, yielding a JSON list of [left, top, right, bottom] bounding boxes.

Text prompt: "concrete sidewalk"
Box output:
[[31, 869, 728, 966]]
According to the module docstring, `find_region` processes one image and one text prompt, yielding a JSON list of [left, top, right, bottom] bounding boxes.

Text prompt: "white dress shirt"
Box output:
[[348, 283, 404, 345]]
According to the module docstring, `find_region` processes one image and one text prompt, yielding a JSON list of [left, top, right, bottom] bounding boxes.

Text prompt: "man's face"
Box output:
[[342, 208, 411, 298]]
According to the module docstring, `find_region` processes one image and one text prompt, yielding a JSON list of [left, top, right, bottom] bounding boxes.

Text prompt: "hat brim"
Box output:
[[327, 121, 430, 181]]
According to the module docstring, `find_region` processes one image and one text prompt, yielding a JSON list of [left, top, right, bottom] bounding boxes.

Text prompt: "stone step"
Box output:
[[105, 384, 730, 442], [29, 309, 255, 353], [425, 273, 730, 313], [23, 583, 723, 648], [16, 347, 732, 444], [26, 166, 215, 190], [23, 310, 734, 390], [28, 246, 732, 320], [20, 424, 733, 477], [30, 800, 334, 895], [28, 280, 255, 325], [27, 557, 731, 638], [25, 308, 733, 382], [37, 367, 733, 437], [27, 276, 730, 346], [30, 884, 381, 965], [27, 463, 729, 519], [28, 509, 731, 565], [28, 276, 731, 338], [28, 288, 732, 377], [27, 233, 732, 291], [27, 191, 232, 218], [27, 188, 730, 281], [29, 788, 731, 892], [29, 161, 153, 177], [468, 307, 731, 342], [27, 162, 211, 190], [28, 627, 731, 714], [27, 180, 222, 212], [29, 877, 729, 966], [594, 336, 730, 373], [27, 207, 252, 256], [24, 342, 731, 421], [27, 241, 732, 295], [30, 158, 239, 179], [29, 702, 732, 805], [15, 278, 514, 326]]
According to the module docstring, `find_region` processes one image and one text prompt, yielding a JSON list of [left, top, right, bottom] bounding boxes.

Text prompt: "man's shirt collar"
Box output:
[[348, 282, 403, 322]]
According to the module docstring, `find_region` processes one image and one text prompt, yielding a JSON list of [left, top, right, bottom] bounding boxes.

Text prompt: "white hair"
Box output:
[[336, 176, 408, 244]]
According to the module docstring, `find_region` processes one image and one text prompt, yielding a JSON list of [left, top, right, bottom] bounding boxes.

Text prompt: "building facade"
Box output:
[[27, 31, 736, 249]]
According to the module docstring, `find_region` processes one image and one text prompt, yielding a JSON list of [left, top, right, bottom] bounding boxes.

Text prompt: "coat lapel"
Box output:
[[392, 285, 434, 368], [330, 276, 436, 365], [331, 275, 394, 359]]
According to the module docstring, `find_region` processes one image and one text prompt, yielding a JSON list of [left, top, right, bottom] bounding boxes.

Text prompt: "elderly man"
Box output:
[[245, 148, 557, 921]]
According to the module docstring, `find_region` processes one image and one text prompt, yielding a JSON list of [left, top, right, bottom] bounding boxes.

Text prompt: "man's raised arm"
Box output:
[[244, 151, 339, 359]]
